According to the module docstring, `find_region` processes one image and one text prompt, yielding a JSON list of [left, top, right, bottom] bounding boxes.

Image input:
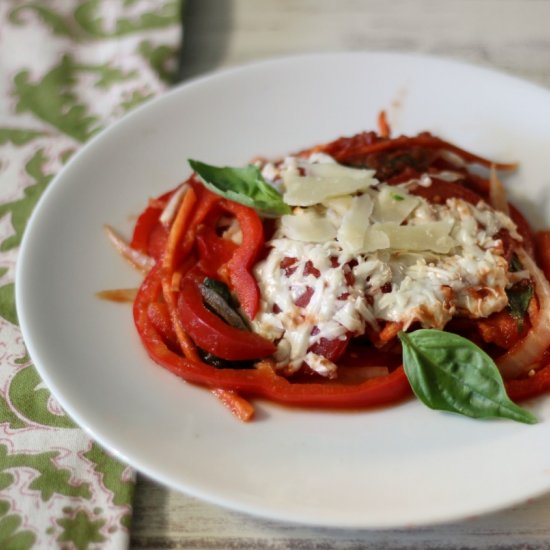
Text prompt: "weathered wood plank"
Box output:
[[181, 0, 550, 88], [131, 475, 550, 549]]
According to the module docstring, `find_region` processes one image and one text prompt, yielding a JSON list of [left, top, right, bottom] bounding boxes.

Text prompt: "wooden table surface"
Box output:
[[130, 1, 550, 548]]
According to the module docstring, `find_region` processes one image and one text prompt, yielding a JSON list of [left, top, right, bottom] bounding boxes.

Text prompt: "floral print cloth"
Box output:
[[0, 1, 180, 547]]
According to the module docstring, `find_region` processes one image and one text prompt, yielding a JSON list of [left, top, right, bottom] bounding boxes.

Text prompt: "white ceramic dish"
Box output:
[[16, 52, 550, 528]]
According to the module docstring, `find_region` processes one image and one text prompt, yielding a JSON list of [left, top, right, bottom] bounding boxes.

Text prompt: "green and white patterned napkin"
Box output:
[[0, 1, 180, 547]]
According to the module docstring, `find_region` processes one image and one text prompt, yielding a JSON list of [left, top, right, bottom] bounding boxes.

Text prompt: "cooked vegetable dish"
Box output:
[[105, 114, 550, 423]]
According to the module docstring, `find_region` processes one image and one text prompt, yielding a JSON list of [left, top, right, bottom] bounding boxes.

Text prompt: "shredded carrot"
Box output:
[[95, 288, 138, 303], [377, 322, 403, 345], [171, 271, 182, 292], [158, 185, 201, 361], [163, 186, 198, 272], [211, 388, 255, 422], [377, 110, 391, 138]]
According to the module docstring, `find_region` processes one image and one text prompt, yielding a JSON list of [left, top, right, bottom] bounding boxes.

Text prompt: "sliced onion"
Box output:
[[497, 248, 550, 379], [104, 224, 155, 272], [489, 164, 510, 215], [159, 183, 189, 226]]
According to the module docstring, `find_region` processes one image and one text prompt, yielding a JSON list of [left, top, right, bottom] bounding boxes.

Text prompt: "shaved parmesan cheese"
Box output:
[[362, 225, 390, 252], [281, 210, 337, 242], [372, 186, 420, 224], [322, 195, 353, 216], [337, 194, 374, 253], [377, 220, 457, 253], [283, 162, 377, 206], [307, 162, 375, 180]]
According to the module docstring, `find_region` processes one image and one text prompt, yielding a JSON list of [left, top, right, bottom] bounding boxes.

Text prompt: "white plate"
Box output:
[[16, 52, 550, 528]]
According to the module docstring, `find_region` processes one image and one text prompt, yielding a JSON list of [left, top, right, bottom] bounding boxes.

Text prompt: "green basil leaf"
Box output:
[[398, 329, 537, 424], [506, 283, 533, 331], [189, 159, 292, 216]]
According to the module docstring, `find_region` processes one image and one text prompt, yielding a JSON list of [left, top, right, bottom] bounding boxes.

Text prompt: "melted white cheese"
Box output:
[[253, 156, 525, 377]]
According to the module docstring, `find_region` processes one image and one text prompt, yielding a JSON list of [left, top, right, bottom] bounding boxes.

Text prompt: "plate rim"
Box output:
[[15, 50, 550, 529]]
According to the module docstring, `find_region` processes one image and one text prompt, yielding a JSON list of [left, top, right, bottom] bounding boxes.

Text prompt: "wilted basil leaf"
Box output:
[[507, 283, 533, 331]]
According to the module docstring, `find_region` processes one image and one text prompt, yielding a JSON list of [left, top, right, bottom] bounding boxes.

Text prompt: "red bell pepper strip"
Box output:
[[176, 272, 276, 361], [131, 204, 162, 255], [147, 302, 178, 349], [196, 224, 238, 278], [506, 362, 550, 402], [134, 267, 412, 408], [179, 182, 222, 256], [131, 180, 221, 263], [218, 199, 264, 319], [131, 189, 174, 259]]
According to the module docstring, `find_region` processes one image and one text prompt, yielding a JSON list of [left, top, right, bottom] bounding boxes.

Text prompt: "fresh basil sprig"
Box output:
[[398, 329, 537, 424], [189, 159, 291, 216]]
